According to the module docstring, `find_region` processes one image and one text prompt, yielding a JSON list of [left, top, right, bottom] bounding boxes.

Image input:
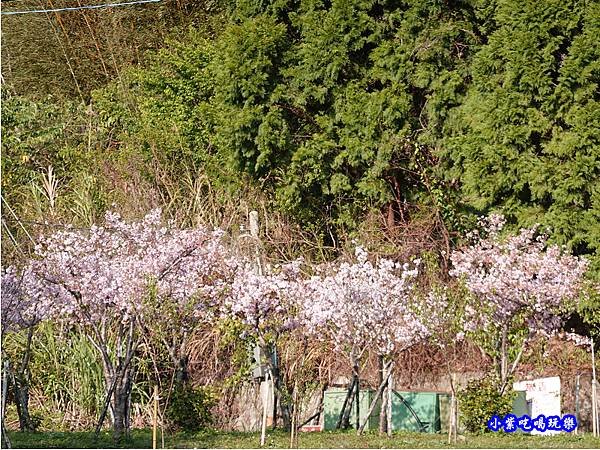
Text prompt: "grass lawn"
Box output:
[[6, 429, 600, 449]]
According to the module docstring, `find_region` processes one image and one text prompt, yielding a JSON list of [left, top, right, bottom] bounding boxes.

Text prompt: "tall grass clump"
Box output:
[[4, 323, 105, 430]]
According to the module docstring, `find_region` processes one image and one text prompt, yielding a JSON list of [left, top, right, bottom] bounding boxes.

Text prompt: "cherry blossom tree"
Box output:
[[28, 209, 235, 440], [297, 247, 432, 434], [220, 259, 303, 430], [450, 214, 588, 393], [416, 285, 470, 442], [137, 220, 236, 388], [1, 266, 48, 433]]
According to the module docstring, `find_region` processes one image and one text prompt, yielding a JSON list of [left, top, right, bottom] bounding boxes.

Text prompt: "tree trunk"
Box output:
[[94, 321, 137, 443], [174, 331, 190, 386], [1, 420, 10, 449], [500, 325, 508, 390], [1, 360, 11, 448], [175, 356, 189, 385], [112, 367, 133, 443], [13, 326, 36, 432], [273, 366, 291, 430], [260, 341, 289, 431], [358, 359, 393, 435], [13, 378, 35, 432], [336, 376, 356, 429], [448, 372, 457, 444], [11, 370, 36, 432], [353, 359, 360, 430], [112, 388, 126, 443], [343, 350, 360, 429]]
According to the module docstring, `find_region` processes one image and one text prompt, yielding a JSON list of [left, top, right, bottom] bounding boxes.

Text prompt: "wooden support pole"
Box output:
[[378, 356, 386, 435], [250, 210, 270, 447], [592, 338, 598, 438], [2, 361, 11, 449], [152, 385, 158, 449], [386, 367, 393, 437], [336, 376, 356, 429], [575, 374, 580, 435], [353, 359, 360, 430], [447, 394, 453, 444], [289, 400, 295, 448], [290, 380, 298, 449], [260, 372, 270, 447], [249, 211, 262, 276]]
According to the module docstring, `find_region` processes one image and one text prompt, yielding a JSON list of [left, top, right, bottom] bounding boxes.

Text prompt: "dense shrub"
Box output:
[[165, 384, 217, 431], [459, 376, 515, 434]]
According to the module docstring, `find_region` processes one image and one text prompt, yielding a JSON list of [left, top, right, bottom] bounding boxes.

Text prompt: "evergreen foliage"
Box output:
[[3, 0, 599, 272], [441, 0, 600, 274]]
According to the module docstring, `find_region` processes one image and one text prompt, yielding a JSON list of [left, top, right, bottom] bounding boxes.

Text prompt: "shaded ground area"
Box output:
[[6, 429, 600, 448]]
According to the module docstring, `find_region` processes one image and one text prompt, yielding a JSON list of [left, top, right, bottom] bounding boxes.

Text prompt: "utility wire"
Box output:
[[1, 0, 162, 15]]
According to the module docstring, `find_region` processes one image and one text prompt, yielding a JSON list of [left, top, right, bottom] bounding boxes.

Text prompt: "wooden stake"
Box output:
[[260, 373, 269, 447], [294, 411, 298, 447], [152, 385, 158, 450], [2, 361, 9, 424], [575, 374, 580, 435], [386, 367, 393, 437], [352, 355, 360, 431], [249, 211, 262, 276], [593, 380, 598, 437], [592, 338, 598, 438], [2, 361, 11, 449], [289, 390, 295, 448], [378, 356, 386, 435], [290, 381, 298, 449], [336, 376, 356, 429]]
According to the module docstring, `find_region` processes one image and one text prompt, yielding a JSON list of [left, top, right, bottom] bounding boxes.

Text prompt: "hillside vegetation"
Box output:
[[3, 0, 599, 270], [1, 0, 599, 440]]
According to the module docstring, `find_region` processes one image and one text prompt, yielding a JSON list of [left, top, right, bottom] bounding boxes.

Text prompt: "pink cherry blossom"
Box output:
[[23, 209, 235, 326], [1, 266, 44, 332], [450, 214, 588, 335], [563, 332, 593, 348], [221, 259, 303, 338], [296, 247, 430, 357], [449, 214, 588, 391], [13, 208, 237, 437]]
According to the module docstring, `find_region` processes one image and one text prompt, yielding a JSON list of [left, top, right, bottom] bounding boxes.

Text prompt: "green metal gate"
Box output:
[[391, 391, 451, 433], [323, 388, 450, 433], [323, 388, 381, 431]]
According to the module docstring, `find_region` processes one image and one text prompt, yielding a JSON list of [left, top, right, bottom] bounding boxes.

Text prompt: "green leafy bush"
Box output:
[[165, 384, 217, 431], [459, 376, 515, 434]]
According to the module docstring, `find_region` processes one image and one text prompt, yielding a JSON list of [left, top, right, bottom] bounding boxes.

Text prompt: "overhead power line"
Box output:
[[1, 0, 163, 15]]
